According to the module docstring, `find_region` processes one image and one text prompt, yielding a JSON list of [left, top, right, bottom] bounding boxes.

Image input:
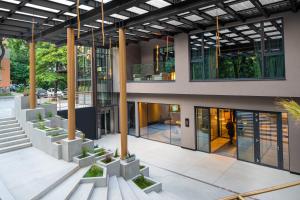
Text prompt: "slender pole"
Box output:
[[29, 42, 36, 109], [119, 27, 128, 159], [67, 27, 76, 140]]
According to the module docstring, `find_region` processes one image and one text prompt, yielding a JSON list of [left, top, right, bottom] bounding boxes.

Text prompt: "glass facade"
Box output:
[[139, 102, 181, 146], [190, 18, 284, 80]]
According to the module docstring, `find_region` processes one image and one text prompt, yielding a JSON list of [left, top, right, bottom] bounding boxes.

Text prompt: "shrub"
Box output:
[[84, 165, 103, 178], [102, 156, 113, 164], [133, 175, 154, 189], [114, 148, 119, 158], [79, 147, 89, 159], [46, 111, 53, 118], [38, 122, 46, 130], [36, 112, 43, 122]]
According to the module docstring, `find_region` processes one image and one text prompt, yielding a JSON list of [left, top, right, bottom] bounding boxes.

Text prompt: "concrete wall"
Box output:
[[127, 93, 300, 173], [114, 12, 300, 97]]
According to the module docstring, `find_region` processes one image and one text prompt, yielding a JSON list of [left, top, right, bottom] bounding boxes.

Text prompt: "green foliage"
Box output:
[[84, 165, 103, 178], [114, 148, 119, 158], [277, 99, 300, 121], [102, 156, 113, 164], [133, 175, 154, 189], [7, 39, 29, 85], [46, 111, 53, 118], [38, 122, 46, 130], [139, 165, 145, 170], [36, 112, 43, 122], [80, 147, 89, 158], [94, 148, 106, 157]]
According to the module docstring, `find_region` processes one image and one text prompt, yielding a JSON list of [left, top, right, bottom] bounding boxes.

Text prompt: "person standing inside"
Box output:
[[226, 120, 235, 144]]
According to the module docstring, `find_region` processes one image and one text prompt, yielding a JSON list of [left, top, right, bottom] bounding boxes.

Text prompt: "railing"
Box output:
[[219, 180, 300, 200], [128, 63, 176, 82], [37, 92, 93, 111]]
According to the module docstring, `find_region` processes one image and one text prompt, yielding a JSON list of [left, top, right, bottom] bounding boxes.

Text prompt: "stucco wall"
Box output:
[[119, 12, 300, 97], [0, 58, 10, 88]]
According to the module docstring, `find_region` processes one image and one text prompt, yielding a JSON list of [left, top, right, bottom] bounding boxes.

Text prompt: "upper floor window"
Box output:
[[190, 18, 285, 81]]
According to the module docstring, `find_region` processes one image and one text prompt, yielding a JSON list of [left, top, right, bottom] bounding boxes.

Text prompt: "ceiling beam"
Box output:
[[249, 0, 269, 17]]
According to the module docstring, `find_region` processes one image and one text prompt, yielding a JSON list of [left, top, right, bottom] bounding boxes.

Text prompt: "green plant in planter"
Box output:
[[102, 155, 113, 164], [84, 165, 103, 178], [139, 165, 145, 170], [79, 147, 89, 159], [38, 122, 46, 130], [133, 175, 154, 189], [36, 112, 43, 122], [46, 111, 53, 118], [81, 133, 86, 141], [114, 148, 119, 158]]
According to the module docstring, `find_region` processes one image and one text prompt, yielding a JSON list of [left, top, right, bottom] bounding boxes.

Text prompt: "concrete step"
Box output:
[[69, 183, 95, 200], [41, 167, 90, 200], [0, 138, 30, 148], [0, 123, 20, 130], [128, 180, 152, 200], [0, 117, 15, 122], [0, 119, 18, 126], [0, 142, 32, 154], [0, 127, 22, 135], [108, 176, 123, 200], [117, 177, 138, 200], [158, 191, 182, 200], [0, 130, 25, 139], [0, 179, 15, 200], [90, 187, 108, 200], [0, 134, 26, 143], [148, 192, 164, 200]]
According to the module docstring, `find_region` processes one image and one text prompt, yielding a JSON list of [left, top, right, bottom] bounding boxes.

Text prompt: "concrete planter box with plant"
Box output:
[[81, 138, 94, 152], [131, 175, 162, 194], [73, 147, 95, 167], [89, 147, 113, 161], [120, 159, 140, 180], [51, 142, 63, 159], [139, 165, 150, 177], [39, 103, 57, 117], [98, 156, 120, 177], [80, 164, 108, 187]]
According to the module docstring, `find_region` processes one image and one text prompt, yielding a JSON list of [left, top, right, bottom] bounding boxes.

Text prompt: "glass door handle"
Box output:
[[255, 139, 260, 143]]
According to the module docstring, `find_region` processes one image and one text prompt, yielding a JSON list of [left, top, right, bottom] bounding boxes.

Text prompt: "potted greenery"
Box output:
[[81, 164, 107, 187], [98, 155, 120, 176], [90, 147, 113, 160], [81, 133, 94, 152], [125, 152, 136, 163], [131, 174, 162, 194], [73, 147, 95, 167]]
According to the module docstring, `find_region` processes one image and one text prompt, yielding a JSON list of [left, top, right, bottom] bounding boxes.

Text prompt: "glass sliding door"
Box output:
[[282, 113, 289, 170], [259, 112, 278, 167], [195, 107, 210, 153], [236, 111, 255, 162], [128, 102, 136, 136]]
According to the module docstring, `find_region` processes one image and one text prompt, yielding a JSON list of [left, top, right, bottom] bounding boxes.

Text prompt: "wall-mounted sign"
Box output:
[[185, 118, 189, 127]]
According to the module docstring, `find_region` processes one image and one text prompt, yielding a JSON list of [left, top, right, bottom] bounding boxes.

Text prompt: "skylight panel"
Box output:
[[240, 40, 250, 43], [178, 11, 190, 16], [150, 24, 165, 30], [233, 37, 244, 41], [271, 35, 282, 39], [205, 8, 226, 17], [15, 11, 47, 19], [206, 41, 215, 45], [210, 36, 222, 40], [48, 0, 74, 6], [126, 6, 148, 15], [195, 44, 201, 46], [110, 13, 129, 20], [43, 24, 54, 27], [266, 31, 281, 36], [263, 21, 272, 26], [126, 32, 136, 36], [94, 0, 112, 3], [64, 12, 77, 17], [236, 25, 249, 31], [146, 0, 171, 8], [249, 34, 260, 38], [184, 15, 203, 22], [264, 26, 277, 31], [229, 1, 255, 11], [96, 19, 113, 25], [199, 5, 215, 10], [190, 35, 198, 39], [25, 3, 60, 13], [159, 18, 169, 21], [204, 32, 213, 37], [79, 5, 93, 11], [226, 42, 235, 45], [220, 29, 230, 34], [53, 18, 65, 22], [0, 8, 10, 12], [259, 0, 284, 5], [0, 0, 20, 4], [166, 20, 183, 26], [220, 40, 229, 43], [7, 17, 36, 23], [84, 24, 99, 29], [137, 29, 150, 33], [226, 33, 238, 37], [242, 30, 256, 35], [143, 22, 150, 25]]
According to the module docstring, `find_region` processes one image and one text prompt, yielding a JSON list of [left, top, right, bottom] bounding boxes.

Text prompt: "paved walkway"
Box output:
[[95, 134, 300, 200], [0, 96, 14, 119]]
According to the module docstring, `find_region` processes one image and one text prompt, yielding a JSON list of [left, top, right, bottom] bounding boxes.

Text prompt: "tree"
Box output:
[[278, 99, 300, 121], [7, 39, 29, 85]]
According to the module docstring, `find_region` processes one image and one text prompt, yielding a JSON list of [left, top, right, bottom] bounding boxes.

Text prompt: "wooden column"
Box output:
[[67, 28, 76, 140], [119, 28, 128, 159], [29, 42, 36, 109]]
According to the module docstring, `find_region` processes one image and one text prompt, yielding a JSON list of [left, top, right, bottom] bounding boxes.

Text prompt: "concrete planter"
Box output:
[[91, 148, 113, 161], [61, 137, 83, 162], [51, 142, 62, 159], [98, 157, 120, 177], [131, 175, 162, 194], [82, 139, 94, 152], [124, 154, 136, 163], [120, 159, 140, 180], [80, 165, 108, 187], [140, 166, 150, 177], [73, 154, 95, 167], [48, 133, 67, 143], [39, 103, 57, 117]]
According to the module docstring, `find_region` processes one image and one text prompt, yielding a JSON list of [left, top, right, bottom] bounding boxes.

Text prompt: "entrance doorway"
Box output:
[[128, 102, 136, 136], [97, 109, 112, 138]]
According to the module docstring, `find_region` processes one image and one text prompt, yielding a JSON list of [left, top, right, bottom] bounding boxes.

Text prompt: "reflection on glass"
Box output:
[[237, 111, 255, 162], [259, 112, 278, 167], [128, 102, 136, 136], [282, 113, 289, 170], [196, 108, 210, 152], [210, 108, 218, 141], [138, 103, 181, 145]]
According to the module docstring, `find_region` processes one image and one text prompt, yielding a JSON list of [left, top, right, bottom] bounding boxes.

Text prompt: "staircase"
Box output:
[[0, 117, 31, 154], [42, 170, 182, 200]]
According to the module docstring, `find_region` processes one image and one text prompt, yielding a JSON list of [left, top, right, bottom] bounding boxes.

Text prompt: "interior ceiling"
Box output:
[[0, 0, 298, 47]]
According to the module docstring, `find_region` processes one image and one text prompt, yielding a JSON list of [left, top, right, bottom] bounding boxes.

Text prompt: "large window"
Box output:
[[139, 102, 181, 145], [190, 18, 284, 80]]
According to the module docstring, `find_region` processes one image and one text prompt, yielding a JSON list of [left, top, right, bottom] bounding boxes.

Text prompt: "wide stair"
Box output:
[[42, 169, 181, 200], [0, 117, 31, 154]]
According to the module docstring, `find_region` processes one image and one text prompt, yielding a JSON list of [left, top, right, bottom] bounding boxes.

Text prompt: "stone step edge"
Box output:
[[0, 138, 30, 147]]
